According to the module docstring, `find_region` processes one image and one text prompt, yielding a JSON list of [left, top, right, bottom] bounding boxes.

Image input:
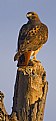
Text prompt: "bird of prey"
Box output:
[[14, 12, 48, 66]]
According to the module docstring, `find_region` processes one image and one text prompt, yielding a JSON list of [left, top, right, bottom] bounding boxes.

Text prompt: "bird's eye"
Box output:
[[32, 13, 34, 15]]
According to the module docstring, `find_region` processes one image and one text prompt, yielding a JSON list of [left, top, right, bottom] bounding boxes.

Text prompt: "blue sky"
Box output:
[[0, 1, 56, 121]]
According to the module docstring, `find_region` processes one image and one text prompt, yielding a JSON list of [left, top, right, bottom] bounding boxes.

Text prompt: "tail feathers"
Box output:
[[14, 51, 32, 66], [14, 51, 20, 61]]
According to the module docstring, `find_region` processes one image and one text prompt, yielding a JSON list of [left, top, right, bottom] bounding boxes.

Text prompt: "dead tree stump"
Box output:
[[12, 59, 48, 121]]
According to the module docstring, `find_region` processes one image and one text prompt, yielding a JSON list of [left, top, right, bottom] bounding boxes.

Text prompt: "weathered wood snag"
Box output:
[[0, 60, 48, 121], [12, 59, 48, 121]]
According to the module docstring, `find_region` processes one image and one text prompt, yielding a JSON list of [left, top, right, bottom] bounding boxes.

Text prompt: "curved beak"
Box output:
[[26, 13, 32, 18]]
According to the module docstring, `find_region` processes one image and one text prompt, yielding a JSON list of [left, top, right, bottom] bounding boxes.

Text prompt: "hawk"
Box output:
[[14, 12, 48, 66]]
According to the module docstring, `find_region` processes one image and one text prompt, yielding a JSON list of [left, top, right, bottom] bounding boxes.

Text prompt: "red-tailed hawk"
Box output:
[[14, 12, 48, 66]]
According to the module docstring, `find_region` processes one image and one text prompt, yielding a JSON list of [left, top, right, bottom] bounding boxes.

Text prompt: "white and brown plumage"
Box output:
[[14, 12, 48, 66]]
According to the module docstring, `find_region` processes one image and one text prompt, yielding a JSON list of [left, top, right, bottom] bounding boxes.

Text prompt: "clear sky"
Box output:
[[0, 0, 56, 121]]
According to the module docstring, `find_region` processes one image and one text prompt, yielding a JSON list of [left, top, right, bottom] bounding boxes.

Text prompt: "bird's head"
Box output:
[[26, 12, 40, 22]]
